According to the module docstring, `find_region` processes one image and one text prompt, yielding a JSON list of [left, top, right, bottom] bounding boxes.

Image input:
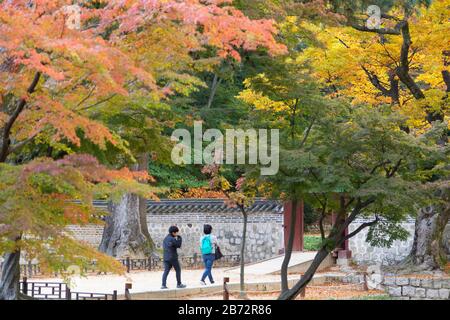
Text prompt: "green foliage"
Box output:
[[148, 162, 208, 192], [366, 220, 410, 247], [251, 100, 448, 247], [304, 202, 320, 225], [304, 235, 323, 251]]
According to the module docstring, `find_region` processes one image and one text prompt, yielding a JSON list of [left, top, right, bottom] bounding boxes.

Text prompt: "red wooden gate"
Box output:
[[283, 201, 304, 252]]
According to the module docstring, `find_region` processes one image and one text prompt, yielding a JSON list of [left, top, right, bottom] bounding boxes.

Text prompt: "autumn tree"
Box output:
[[236, 15, 333, 293], [0, 0, 162, 297], [296, 0, 449, 271], [0, 0, 286, 260], [83, 0, 287, 258], [251, 103, 448, 300], [202, 164, 255, 298], [0, 154, 156, 300]]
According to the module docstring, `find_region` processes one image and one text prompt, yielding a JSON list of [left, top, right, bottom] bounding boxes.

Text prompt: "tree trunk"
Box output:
[[277, 200, 373, 300], [99, 193, 153, 258], [205, 73, 221, 109], [137, 153, 154, 252], [0, 251, 21, 300], [398, 206, 449, 272], [239, 208, 248, 298], [99, 154, 155, 258], [278, 247, 329, 300], [280, 199, 297, 294]]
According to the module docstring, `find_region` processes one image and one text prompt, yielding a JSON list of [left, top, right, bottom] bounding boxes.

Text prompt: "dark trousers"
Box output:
[[162, 259, 181, 286], [201, 254, 215, 283]]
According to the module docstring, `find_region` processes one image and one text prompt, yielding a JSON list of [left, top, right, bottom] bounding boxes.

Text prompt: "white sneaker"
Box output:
[[200, 280, 207, 286]]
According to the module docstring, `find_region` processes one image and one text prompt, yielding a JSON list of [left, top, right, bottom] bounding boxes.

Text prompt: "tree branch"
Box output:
[[341, 216, 379, 243], [318, 199, 328, 240], [442, 70, 450, 93], [387, 159, 403, 178], [77, 93, 117, 111], [8, 132, 41, 155], [0, 72, 41, 162], [298, 117, 316, 149], [361, 65, 391, 96], [351, 24, 401, 35]]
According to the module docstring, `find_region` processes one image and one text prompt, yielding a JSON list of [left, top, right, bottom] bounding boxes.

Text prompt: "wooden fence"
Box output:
[[20, 277, 117, 300]]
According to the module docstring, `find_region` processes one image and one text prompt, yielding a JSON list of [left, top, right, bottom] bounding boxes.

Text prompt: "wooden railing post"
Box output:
[[22, 277, 28, 295], [126, 257, 131, 273], [223, 277, 230, 300], [66, 288, 71, 300], [112, 290, 118, 300], [125, 283, 132, 300]]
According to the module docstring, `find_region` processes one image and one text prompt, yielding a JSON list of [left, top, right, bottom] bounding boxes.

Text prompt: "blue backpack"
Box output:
[[201, 235, 213, 254]]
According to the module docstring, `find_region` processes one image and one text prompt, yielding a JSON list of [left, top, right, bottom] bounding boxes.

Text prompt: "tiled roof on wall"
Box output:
[[92, 199, 283, 214]]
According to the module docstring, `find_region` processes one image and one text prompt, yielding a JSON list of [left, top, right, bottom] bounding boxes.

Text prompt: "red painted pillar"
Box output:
[[331, 212, 352, 259], [283, 200, 304, 252]]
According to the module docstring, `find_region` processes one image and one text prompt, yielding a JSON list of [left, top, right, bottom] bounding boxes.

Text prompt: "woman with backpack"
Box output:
[[199, 224, 218, 285]]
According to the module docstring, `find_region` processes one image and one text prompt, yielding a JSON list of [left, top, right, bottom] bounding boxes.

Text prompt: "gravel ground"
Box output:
[[188, 282, 387, 300]]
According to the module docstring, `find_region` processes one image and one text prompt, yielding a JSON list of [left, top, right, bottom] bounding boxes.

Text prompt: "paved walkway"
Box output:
[[225, 252, 318, 275], [32, 252, 323, 295]]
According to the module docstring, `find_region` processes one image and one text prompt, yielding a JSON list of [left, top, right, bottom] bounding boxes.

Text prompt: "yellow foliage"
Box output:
[[295, 0, 450, 130], [237, 88, 290, 112]]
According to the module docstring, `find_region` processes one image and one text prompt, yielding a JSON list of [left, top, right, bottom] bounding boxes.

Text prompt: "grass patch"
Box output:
[[304, 235, 322, 251]]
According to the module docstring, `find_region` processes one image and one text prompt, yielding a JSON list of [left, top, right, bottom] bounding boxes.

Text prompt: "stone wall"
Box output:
[[348, 218, 450, 265], [66, 224, 104, 247], [383, 275, 450, 300], [67, 211, 284, 263], [341, 271, 450, 300]]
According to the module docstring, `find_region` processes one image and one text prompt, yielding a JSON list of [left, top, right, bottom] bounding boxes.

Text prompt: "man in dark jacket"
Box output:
[[161, 226, 186, 289]]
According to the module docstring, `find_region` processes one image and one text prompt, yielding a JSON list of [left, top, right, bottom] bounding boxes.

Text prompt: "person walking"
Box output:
[[161, 226, 186, 289], [199, 224, 217, 285]]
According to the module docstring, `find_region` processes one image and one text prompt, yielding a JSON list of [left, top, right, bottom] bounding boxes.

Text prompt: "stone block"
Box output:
[[442, 279, 450, 289], [432, 279, 442, 289], [402, 286, 415, 297], [426, 289, 440, 299], [387, 286, 402, 297], [438, 288, 449, 299], [409, 278, 421, 287], [396, 277, 409, 286], [383, 276, 396, 285], [413, 288, 426, 299], [421, 279, 433, 288], [336, 258, 350, 267]]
